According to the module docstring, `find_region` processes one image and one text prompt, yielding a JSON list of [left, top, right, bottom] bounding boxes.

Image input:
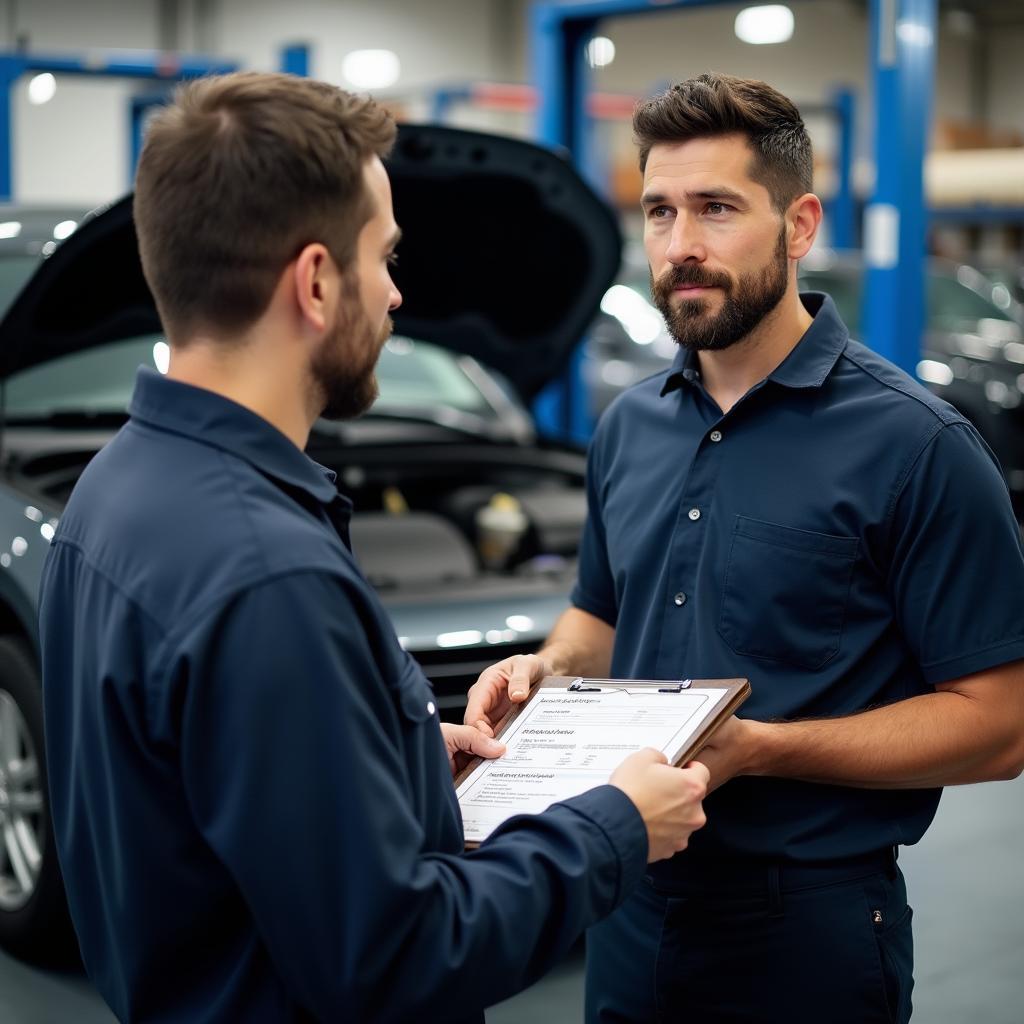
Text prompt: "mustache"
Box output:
[[652, 264, 732, 302]]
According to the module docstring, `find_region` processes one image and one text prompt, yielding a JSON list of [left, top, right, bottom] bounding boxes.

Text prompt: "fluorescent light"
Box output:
[[917, 359, 953, 386], [27, 73, 56, 105], [53, 219, 77, 240], [341, 50, 400, 90], [586, 37, 616, 68], [735, 5, 794, 45], [0, 221, 21, 239]]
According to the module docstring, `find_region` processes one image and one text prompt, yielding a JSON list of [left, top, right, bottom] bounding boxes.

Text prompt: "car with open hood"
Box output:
[[0, 124, 621, 960]]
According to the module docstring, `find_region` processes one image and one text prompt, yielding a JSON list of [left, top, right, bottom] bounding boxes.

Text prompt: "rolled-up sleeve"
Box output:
[[177, 570, 646, 1023]]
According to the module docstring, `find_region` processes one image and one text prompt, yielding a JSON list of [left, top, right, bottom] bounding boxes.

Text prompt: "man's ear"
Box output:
[[292, 242, 335, 333], [787, 193, 823, 261]]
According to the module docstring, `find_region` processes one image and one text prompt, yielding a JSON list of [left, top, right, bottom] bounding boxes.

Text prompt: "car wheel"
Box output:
[[0, 635, 76, 963]]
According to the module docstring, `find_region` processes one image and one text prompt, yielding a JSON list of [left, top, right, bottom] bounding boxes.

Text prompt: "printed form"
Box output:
[[456, 683, 730, 844]]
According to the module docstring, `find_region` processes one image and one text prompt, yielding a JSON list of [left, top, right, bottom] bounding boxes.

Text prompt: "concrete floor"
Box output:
[[2, 773, 1022, 1022]]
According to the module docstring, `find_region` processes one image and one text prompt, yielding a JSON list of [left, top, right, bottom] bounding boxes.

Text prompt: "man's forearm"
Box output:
[[742, 663, 1024, 788], [538, 607, 615, 679]]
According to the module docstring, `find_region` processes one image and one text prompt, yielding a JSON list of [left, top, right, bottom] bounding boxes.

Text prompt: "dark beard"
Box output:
[[314, 299, 393, 421], [650, 226, 789, 352]]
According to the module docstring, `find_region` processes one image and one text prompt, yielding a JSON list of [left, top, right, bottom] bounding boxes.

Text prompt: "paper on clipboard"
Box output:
[[455, 675, 749, 846]]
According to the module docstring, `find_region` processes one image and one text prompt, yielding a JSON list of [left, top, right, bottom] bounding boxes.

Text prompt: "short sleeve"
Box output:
[[888, 421, 1024, 684]]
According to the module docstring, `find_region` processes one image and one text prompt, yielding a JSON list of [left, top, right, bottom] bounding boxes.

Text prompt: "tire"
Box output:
[[0, 635, 77, 964]]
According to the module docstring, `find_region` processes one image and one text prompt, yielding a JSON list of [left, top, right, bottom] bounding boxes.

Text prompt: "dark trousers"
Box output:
[[585, 851, 914, 1023]]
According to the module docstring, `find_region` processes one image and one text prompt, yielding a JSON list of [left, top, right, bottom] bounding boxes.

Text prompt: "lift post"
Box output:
[[863, 0, 936, 375]]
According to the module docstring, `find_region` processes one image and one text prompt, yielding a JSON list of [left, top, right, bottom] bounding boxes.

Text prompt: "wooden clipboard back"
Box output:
[[453, 675, 750, 789]]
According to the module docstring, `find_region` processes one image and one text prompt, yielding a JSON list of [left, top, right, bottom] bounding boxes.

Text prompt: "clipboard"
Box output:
[[454, 675, 750, 846]]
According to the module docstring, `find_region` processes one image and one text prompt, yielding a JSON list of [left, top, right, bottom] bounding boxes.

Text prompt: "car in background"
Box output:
[[977, 261, 1024, 308], [798, 251, 1024, 517], [583, 245, 677, 416], [586, 248, 1024, 516], [0, 125, 621, 960]]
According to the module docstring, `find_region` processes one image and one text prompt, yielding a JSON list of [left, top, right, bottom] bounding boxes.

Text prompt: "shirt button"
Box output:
[[688, 508, 701, 521], [673, 592, 687, 607], [710, 430, 723, 443], [426, 701, 436, 716]]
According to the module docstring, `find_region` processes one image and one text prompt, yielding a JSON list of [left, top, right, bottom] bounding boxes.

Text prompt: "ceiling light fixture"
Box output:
[[735, 5, 795, 45], [341, 49, 401, 90], [27, 72, 57, 105], [586, 37, 616, 68]]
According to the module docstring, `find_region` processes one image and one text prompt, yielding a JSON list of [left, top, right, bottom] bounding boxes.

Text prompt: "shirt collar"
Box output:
[[128, 367, 341, 505], [660, 292, 848, 397]]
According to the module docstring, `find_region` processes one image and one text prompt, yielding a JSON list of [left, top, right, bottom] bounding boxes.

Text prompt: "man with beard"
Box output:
[[37, 73, 712, 1023], [465, 73, 1024, 1023]]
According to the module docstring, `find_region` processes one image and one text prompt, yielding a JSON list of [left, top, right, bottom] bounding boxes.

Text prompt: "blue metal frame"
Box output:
[[280, 44, 311, 78], [0, 50, 238, 201], [863, 0, 936, 375]]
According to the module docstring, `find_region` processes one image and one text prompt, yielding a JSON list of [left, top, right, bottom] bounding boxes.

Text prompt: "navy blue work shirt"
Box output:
[[39, 368, 647, 1023], [572, 293, 1024, 866]]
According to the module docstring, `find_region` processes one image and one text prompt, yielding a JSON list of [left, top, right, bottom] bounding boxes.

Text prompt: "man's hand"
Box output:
[[691, 716, 764, 793], [609, 749, 709, 863], [463, 654, 552, 736], [440, 722, 506, 778]]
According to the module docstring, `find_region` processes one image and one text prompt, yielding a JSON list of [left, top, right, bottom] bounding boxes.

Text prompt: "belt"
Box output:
[[647, 847, 898, 898]]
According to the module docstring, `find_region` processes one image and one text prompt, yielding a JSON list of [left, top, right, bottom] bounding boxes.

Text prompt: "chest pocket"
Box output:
[[717, 515, 859, 670]]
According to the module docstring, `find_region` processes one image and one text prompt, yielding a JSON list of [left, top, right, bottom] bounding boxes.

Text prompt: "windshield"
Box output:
[[0, 256, 40, 317], [3, 333, 502, 422]]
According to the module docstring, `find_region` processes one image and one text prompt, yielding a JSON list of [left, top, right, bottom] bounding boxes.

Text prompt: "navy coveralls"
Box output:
[[573, 295, 1024, 1023], [39, 368, 648, 1023]]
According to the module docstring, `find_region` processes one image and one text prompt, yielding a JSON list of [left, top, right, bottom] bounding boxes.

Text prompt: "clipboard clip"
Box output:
[[566, 677, 693, 693], [567, 678, 603, 693], [658, 680, 693, 693]]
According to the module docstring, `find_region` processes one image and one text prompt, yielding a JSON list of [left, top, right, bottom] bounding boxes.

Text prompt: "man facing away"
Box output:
[[37, 72, 710, 1023], [466, 73, 1024, 1024]]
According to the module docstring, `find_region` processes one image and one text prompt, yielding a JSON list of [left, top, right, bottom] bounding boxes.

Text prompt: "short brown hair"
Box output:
[[134, 72, 396, 339], [633, 73, 812, 213]]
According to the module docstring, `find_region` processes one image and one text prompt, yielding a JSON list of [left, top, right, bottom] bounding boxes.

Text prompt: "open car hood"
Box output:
[[0, 124, 622, 400]]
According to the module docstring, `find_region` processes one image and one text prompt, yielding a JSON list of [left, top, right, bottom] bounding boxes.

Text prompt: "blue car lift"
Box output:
[[530, 0, 936, 440]]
